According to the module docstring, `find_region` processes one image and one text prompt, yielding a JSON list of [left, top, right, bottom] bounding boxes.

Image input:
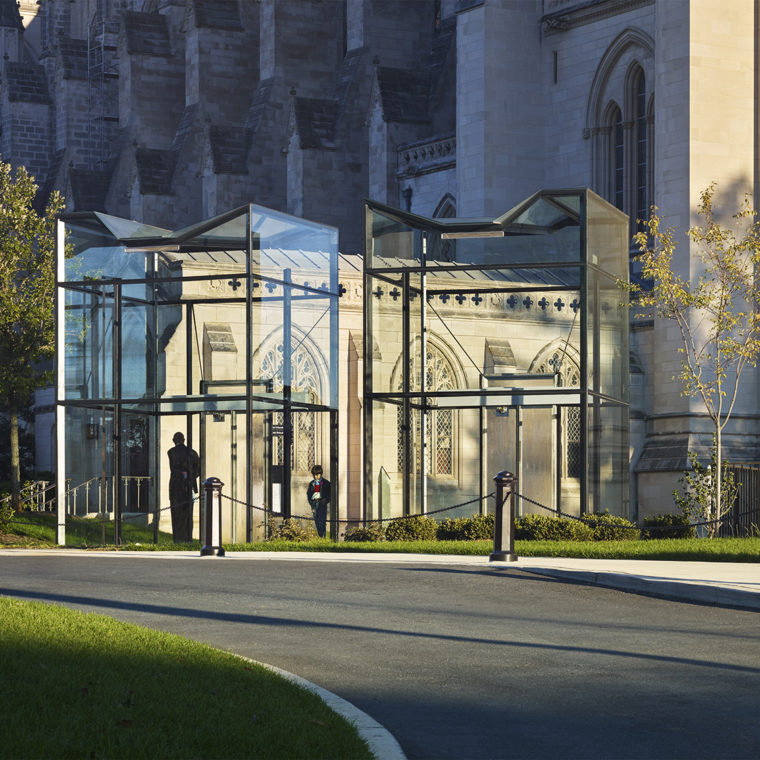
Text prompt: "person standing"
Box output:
[[168, 432, 200, 542], [306, 465, 331, 539]]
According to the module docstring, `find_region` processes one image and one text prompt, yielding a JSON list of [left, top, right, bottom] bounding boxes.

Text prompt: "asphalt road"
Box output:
[[2, 553, 759, 760]]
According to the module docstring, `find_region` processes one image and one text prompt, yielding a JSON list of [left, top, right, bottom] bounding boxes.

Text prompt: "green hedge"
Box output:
[[640, 513, 696, 540], [339, 511, 641, 544], [344, 523, 385, 542], [436, 514, 494, 541], [579, 510, 640, 541], [515, 514, 594, 541], [385, 515, 439, 541]]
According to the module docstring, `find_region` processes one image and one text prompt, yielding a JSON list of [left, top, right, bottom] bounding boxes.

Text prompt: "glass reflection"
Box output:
[[57, 203, 339, 545], [365, 190, 629, 519]]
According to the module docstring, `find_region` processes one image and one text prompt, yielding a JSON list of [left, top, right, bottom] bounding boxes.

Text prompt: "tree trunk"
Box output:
[[714, 425, 722, 539], [9, 402, 20, 511]]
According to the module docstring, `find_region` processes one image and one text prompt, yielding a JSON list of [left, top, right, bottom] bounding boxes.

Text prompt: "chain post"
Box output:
[[201, 477, 226, 557], [490, 470, 518, 562]]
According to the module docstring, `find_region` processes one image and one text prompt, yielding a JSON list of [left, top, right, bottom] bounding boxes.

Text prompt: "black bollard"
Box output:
[[490, 470, 517, 562], [200, 477, 226, 557]]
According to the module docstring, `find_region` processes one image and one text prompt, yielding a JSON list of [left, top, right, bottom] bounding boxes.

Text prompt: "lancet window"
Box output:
[[396, 341, 457, 478], [260, 341, 321, 473]]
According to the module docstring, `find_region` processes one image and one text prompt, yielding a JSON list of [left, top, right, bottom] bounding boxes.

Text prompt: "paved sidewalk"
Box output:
[[4, 548, 759, 610]]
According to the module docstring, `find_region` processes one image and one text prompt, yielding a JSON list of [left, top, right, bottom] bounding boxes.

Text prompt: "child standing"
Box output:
[[306, 465, 331, 538]]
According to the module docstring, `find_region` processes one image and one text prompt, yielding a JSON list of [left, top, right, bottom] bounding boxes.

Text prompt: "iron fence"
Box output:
[[724, 464, 760, 537]]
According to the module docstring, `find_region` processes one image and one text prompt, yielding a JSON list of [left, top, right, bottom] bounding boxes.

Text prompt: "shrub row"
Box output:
[[343, 514, 495, 543], [344, 511, 642, 542], [271, 511, 692, 544], [514, 511, 641, 541], [640, 512, 696, 539]]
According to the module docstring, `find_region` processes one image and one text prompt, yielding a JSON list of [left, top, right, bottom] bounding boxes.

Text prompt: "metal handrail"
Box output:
[[2, 476, 153, 516], [0, 480, 55, 511], [65, 476, 153, 516]]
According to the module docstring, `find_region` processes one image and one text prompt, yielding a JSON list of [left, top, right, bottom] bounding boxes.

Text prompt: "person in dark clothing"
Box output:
[[168, 431, 200, 542], [306, 465, 330, 539]]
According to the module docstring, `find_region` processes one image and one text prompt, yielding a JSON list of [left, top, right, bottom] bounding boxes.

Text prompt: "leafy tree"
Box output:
[[673, 442, 738, 535], [629, 184, 760, 536], [0, 160, 64, 510]]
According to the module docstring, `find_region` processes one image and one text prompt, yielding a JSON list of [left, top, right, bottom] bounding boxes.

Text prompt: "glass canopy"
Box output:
[[55, 205, 339, 545], [363, 189, 630, 521]]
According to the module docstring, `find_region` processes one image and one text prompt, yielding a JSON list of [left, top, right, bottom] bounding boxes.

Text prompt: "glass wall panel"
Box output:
[[65, 239, 148, 285], [365, 190, 629, 520], [122, 297, 154, 400], [252, 205, 338, 262], [120, 410, 154, 523], [588, 401, 629, 516], [484, 407, 516, 516], [289, 288, 334, 409], [409, 405, 424, 514], [587, 269, 628, 399], [519, 406, 556, 516], [434, 406, 482, 517], [64, 405, 113, 516], [446, 225, 581, 267], [58, 203, 339, 545], [369, 399, 404, 521], [370, 210, 419, 266], [64, 284, 114, 401], [597, 272, 629, 400], [586, 191, 629, 279]]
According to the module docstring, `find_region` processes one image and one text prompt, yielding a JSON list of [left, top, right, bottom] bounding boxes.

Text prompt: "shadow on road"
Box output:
[[3, 585, 759, 675]]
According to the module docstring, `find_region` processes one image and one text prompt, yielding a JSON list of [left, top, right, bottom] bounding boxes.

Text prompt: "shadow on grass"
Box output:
[[1, 597, 372, 760]]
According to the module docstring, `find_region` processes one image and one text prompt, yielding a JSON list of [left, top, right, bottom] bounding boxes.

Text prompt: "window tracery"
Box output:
[[396, 342, 457, 478], [534, 348, 581, 480], [260, 340, 321, 473]]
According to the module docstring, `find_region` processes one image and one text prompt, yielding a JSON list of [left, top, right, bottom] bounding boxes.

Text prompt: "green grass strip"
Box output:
[[0, 597, 372, 760], [5, 512, 760, 561], [227, 537, 760, 561], [514, 537, 760, 562], [226, 539, 493, 555]]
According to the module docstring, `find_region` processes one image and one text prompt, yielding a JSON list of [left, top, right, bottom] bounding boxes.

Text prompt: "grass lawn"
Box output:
[[228, 537, 760, 561], [1, 511, 193, 549], [0, 597, 372, 760], [3, 511, 760, 561]]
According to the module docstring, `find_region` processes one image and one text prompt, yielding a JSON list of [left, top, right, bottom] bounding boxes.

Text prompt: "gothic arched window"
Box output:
[[260, 340, 321, 473], [633, 69, 648, 233], [432, 194, 457, 262], [396, 342, 457, 477], [533, 348, 581, 480], [609, 104, 624, 212], [603, 68, 651, 237], [587, 29, 654, 241]]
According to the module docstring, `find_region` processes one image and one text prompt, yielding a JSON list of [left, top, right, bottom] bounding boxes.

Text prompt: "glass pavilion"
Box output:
[[363, 189, 630, 522], [55, 205, 339, 545]]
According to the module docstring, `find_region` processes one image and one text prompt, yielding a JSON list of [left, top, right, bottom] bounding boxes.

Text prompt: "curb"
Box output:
[[519, 567, 760, 611], [236, 656, 406, 760]]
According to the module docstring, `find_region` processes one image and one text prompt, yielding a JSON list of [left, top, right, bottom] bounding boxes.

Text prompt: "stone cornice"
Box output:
[[397, 134, 456, 179], [541, 0, 653, 36]]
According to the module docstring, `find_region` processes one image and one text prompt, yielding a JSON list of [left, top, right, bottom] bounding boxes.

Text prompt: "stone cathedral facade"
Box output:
[[10, 0, 760, 518]]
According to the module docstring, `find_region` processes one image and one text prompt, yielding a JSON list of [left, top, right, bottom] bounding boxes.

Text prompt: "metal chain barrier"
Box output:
[[7, 486, 757, 538], [516, 491, 759, 535], [219, 491, 495, 526]]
